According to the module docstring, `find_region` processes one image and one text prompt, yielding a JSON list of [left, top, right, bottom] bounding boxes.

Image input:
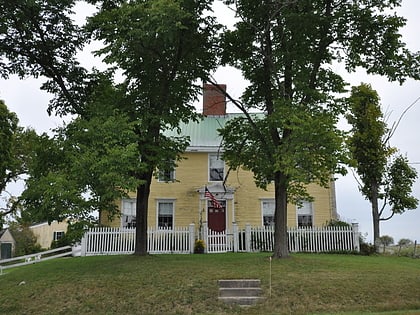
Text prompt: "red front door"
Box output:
[[208, 201, 226, 232]]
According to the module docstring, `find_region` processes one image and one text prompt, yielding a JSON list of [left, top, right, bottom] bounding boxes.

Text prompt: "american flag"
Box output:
[[205, 187, 223, 209]]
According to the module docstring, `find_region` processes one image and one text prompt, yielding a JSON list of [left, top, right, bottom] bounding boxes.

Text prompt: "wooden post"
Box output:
[[189, 223, 195, 254], [203, 222, 208, 253], [245, 224, 251, 253], [232, 223, 238, 253], [352, 223, 360, 252]]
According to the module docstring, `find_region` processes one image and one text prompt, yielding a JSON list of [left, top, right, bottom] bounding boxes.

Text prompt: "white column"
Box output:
[[352, 223, 360, 252], [189, 223, 195, 254]]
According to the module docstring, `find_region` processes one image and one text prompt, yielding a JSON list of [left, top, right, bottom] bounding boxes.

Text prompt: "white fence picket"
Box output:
[[81, 224, 359, 256], [82, 226, 192, 256]]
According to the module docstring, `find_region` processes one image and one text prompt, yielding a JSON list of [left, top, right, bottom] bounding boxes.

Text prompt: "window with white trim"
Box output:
[[297, 201, 313, 227], [122, 198, 136, 228], [53, 231, 65, 241], [209, 154, 224, 181], [157, 200, 174, 229], [262, 199, 275, 227], [158, 160, 175, 182]]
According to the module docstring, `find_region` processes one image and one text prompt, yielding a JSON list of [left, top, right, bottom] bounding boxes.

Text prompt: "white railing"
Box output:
[[147, 226, 193, 254], [243, 225, 359, 253], [82, 225, 195, 256], [0, 246, 74, 275], [80, 223, 359, 256], [204, 227, 234, 253]]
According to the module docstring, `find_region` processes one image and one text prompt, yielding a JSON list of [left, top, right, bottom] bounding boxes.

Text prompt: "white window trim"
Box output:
[[208, 153, 225, 182], [296, 201, 314, 227], [53, 231, 65, 241], [157, 167, 176, 182], [156, 199, 176, 229], [121, 198, 137, 228], [260, 198, 275, 226]]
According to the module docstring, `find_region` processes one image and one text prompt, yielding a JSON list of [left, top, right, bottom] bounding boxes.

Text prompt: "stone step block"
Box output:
[[218, 279, 261, 288]]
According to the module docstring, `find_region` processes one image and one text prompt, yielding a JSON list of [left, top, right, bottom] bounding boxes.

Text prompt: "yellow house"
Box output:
[[29, 221, 68, 249], [103, 84, 338, 231]]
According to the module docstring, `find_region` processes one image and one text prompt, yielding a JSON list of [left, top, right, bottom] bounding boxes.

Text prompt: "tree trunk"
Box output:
[[134, 169, 153, 256], [371, 182, 380, 252], [273, 171, 289, 258]]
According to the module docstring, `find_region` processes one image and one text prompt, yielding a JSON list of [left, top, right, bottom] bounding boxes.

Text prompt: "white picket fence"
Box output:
[[81, 226, 194, 256], [81, 223, 359, 256]]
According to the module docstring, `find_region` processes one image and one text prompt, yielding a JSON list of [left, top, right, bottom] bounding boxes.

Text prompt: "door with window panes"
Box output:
[[207, 200, 226, 232]]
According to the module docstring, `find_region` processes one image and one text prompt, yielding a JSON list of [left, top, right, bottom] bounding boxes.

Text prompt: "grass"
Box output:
[[1, 253, 420, 315]]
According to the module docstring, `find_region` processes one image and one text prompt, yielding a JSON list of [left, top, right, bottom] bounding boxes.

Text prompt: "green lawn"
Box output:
[[1, 253, 420, 315]]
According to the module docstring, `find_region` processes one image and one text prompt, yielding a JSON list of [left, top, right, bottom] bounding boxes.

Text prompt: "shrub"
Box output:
[[9, 223, 43, 255], [355, 233, 376, 255], [194, 239, 205, 254]]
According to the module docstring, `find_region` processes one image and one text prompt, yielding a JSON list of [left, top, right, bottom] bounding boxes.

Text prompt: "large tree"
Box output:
[[1, 0, 220, 255], [347, 83, 418, 248], [218, 0, 419, 258], [0, 100, 38, 226]]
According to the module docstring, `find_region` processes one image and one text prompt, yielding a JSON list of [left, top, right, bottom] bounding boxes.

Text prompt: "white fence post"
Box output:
[[189, 223, 195, 254], [203, 222, 208, 253], [232, 223, 239, 252], [352, 223, 360, 252], [80, 235, 86, 256], [245, 223, 251, 252]]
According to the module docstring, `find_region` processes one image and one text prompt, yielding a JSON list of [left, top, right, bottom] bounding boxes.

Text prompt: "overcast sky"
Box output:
[[1, 1, 419, 243]]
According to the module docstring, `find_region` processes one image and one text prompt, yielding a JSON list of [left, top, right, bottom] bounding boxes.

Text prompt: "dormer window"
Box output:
[[209, 153, 224, 182]]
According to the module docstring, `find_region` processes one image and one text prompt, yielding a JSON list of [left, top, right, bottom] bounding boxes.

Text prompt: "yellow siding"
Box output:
[[104, 151, 335, 229], [30, 221, 68, 249]]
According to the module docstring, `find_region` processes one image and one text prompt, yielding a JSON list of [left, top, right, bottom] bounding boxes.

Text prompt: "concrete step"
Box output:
[[219, 287, 262, 298], [218, 296, 264, 306], [218, 279, 261, 288], [218, 279, 263, 306]]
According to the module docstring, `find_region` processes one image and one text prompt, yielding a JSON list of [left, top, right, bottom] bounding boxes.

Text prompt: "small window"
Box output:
[[158, 201, 174, 229], [297, 201, 313, 227], [122, 199, 136, 228], [158, 160, 175, 182], [209, 154, 224, 181], [158, 169, 175, 182], [53, 231, 65, 241], [262, 200, 275, 227]]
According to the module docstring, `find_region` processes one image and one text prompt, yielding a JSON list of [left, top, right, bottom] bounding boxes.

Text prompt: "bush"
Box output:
[[9, 223, 43, 255], [194, 239, 205, 254]]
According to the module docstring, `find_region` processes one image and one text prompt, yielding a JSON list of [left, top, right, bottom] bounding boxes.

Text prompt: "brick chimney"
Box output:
[[203, 84, 226, 116]]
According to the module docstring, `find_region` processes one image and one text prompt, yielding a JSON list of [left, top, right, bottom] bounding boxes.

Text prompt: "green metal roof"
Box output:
[[164, 113, 263, 152]]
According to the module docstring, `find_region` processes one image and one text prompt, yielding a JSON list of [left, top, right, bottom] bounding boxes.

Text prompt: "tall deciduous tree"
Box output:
[[85, 0, 219, 255], [347, 83, 418, 248], [219, 0, 419, 258], [0, 100, 38, 225], [0, 0, 87, 113], [1, 0, 220, 255]]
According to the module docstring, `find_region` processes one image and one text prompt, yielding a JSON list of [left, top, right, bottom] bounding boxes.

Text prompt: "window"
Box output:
[[209, 154, 224, 181], [158, 160, 175, 182], [262, 200, 275, 226], [122, 199, 136, 228], [157, 201, 174, 229], [53, 231, 65, 241], [297, 201, 313, 227]]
